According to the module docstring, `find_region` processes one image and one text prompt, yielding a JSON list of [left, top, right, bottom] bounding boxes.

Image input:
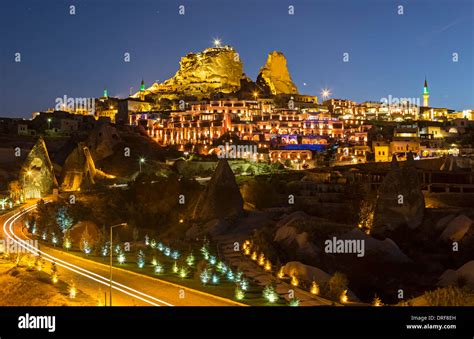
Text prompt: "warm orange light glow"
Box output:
[[372, 296, 382, 307], [69, 284, 77, 299], [277, 267, 285, 279], [264, 260, 271, 271], [291, 275, 299, 287], [340, 290, 348, 303], [251, 251, 257, 261], [258, 253, 265, 266], [310, 281, 320, 295]]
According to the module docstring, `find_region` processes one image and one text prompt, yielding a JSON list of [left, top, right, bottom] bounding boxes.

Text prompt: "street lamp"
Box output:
[[321, 88, 331, 101], [139, 157, 145, 173], [109, 222, 127, 306], [47, 118, 52, 129]]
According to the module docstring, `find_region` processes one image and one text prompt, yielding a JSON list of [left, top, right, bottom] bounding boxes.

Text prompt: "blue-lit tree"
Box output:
[[137, 249, 145, 268], [200, 269, 210, 285], [56, 206, 73, 232], [101, 241, 110, 256]]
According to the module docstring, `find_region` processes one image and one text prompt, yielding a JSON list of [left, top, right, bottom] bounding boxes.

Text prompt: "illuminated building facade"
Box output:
[[150, 99, 345, 146]]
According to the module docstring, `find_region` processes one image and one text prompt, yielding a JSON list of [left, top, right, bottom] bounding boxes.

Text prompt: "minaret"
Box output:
[[139, 80, 145, 100], [422, 77, 429, 107], [103, 88, 108, 98]]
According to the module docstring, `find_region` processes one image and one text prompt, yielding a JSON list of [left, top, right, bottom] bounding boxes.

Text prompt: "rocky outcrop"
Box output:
[[86, 124, 120, 161], [282, 261, 330, 284], [20, 138, 58, 199], [440, 215, 472, 242], [339, 229, 411, 263], [439, 261, 474, 288], [186, 219, 230, 239], [153, 46, 244, 97], [373, 155, 425, 233], [435, 214, 456, 230], [274, 215, 318, 258], [256, 51, 298, 95], [61, 142, 115, 191], [134, 46, 299, 99], [192, 159, 243, 221], [281, 261, 359, 301]]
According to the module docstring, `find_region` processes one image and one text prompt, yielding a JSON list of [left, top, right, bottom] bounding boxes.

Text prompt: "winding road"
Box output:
[[1, 200, 242, 306]]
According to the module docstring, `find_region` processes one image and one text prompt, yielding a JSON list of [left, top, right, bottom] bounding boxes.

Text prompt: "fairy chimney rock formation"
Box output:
[[193, 159, 244, 221], [256, 51, 299, 95], [20, 137, 58, 199]]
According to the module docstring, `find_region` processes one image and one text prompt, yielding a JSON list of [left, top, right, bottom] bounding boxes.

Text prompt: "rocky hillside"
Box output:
[[136, 45, 299, 100]]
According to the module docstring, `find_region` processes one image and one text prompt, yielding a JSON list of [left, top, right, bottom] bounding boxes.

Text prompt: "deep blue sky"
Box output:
[[1, 0, 473, 118]]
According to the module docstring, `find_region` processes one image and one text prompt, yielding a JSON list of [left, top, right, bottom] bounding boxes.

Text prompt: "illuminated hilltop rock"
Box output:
[[20, 137, 58, 199], [134, 46, 298, 99], [149, 46, 244, 98], [61, 142, 115, 191], [256, 51, 298, 95]]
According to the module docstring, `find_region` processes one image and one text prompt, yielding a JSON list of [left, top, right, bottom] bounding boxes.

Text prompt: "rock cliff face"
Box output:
[[256, 51, 298, 95], [192, 159, 243, 221], [86, 124, 120, 161], [373, 155, 425, 233], [61, 142, 114, 191], [20, 138, 58, 199], [158, 46, 244, 97]]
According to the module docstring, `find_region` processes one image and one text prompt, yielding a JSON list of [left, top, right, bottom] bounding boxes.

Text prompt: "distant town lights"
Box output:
[[213, 38, 222, 48]]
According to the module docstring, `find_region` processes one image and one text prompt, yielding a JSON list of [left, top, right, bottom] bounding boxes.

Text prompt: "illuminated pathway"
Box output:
[[1, 202, 243, 306]]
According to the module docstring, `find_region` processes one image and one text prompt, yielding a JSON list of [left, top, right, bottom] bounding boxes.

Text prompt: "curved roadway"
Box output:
[[1, 201, 242, 306]]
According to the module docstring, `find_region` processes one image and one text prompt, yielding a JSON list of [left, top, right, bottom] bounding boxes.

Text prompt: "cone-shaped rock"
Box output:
[[61, 143, 96, 191], [256, 51, 299, 95], [193, 159, 243, 221], [20, 137, 58, 199], [61, 142, 115, 191]]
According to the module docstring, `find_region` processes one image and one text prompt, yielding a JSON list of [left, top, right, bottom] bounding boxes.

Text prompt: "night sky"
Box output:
[[1, 0, 473, 118]]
